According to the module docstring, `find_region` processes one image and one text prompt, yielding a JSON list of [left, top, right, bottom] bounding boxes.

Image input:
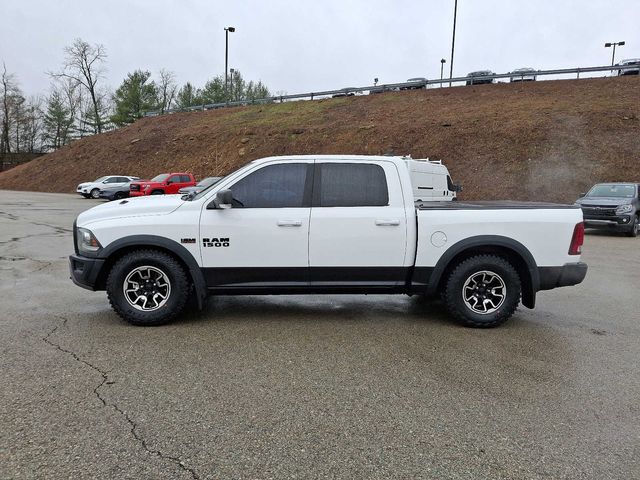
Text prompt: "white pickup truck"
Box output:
[[70, 155, 587, 327]]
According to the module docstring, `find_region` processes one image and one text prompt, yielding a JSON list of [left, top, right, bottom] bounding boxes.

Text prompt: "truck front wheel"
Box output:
[[443, 255, 521, 328], [106, 249, 190, 326]]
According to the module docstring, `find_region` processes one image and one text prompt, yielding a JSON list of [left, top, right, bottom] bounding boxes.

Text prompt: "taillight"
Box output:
[[568, 222, 584, 255]]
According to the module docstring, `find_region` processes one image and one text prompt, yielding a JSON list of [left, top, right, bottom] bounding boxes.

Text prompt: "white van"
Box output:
[[404, 157, 459, 201]]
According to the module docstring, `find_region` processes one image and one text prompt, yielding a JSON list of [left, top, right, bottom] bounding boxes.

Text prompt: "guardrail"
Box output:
[[144, 63, 639, 116]]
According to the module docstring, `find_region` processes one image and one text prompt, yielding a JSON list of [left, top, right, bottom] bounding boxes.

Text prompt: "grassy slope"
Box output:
[[0, 76, 638, 202]]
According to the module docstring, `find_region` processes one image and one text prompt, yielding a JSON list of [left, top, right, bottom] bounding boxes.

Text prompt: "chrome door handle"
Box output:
[[375, 219, 400, 226], [277, 220, 302, 227]]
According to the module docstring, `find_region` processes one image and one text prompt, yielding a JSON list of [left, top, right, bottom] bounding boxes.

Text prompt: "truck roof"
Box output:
[[249, 154, 431, 167]]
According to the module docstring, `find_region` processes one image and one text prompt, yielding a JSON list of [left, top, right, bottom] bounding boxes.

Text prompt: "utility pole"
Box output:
[[230, 68, 235, 101], [449, 0, 458, 87], [440, 58, 446, 87], [224, 26, 235, 102]]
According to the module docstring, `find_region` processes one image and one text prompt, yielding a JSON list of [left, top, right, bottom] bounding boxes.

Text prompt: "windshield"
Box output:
[[586, 184, 636, 198], [93, 176, 108, 182], [190, 163, 259, 201], [197, 177, 220, 187], [150, 174, 170, 182]]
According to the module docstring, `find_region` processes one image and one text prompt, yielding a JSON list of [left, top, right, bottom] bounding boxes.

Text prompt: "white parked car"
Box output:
[[509, 67, 537, 82], [70, 155, 587, 328], [617, 59, 640, 76], [76, 176, 140, 199]]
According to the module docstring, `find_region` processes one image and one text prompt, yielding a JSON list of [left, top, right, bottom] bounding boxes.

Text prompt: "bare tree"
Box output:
[[1, 63, 19, 153], [157, 69, 177, 113], [51, 38, 107, 134]]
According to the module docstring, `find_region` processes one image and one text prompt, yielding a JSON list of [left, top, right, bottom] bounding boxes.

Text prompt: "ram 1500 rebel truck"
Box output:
[[70, 155, 587, 328], [129, 172, 196, 196]]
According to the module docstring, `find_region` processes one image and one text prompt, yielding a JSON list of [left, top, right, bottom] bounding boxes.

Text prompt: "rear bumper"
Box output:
[[538, 262, 588, 291], [129, 190, 145, 196], [69, 254, 105, 291]]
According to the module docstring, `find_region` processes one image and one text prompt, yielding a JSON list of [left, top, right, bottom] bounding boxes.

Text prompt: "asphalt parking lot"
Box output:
[[1, 190, 639, 479]]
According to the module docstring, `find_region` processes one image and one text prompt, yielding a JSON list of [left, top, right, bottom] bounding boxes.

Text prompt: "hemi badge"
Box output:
[[180, 238, 196, 244]]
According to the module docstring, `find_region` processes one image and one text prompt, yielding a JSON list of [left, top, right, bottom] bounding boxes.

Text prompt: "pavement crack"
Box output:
[[42, 316, 200, 479]]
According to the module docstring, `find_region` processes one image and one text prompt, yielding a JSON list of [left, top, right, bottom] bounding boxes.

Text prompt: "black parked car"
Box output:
[[98, 182, 132, 201], [465, 70, 495, 85], [178, 176, 222, 195], [575, 183, 640, 237]]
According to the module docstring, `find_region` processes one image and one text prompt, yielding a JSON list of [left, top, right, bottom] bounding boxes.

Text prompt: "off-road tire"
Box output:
[[151, 190, 164, 195], [90, 188, 100, 199], [626, 215, 639, 237], [443, 254, 521, 328], [106, 249, 190, 326]]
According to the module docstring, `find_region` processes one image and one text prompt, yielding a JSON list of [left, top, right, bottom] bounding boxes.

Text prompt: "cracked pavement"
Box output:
[[1, 190, 639, 479]]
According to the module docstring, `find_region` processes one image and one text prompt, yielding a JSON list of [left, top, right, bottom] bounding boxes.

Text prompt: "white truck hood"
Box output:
[[77, 195, 185, 227]]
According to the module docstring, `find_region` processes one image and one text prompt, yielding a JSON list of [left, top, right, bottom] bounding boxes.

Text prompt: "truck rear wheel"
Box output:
[[106, 249, 190, 326], [443, 254, 521, 328]]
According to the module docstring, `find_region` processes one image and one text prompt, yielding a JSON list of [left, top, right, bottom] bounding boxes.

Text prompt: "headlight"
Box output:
[[615, 204, 633, 214], [76, 227, 102, 253]]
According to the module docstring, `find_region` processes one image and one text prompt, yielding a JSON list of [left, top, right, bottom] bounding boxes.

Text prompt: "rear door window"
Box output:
[[315, 163, 388, 207]]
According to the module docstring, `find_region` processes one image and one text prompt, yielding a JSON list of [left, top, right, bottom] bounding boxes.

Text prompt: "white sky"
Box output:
[[1, 0, 639, 96]]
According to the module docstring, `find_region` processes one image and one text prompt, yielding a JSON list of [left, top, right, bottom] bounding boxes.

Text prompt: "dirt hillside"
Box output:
[[1, 77, 638, 202]]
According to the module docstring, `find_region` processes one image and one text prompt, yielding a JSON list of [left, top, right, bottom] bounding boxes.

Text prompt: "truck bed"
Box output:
[[416, 200, 579, 210]]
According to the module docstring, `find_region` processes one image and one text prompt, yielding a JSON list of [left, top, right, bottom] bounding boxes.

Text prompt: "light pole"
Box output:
[[440, 58, 446, 87], [604, 41, 625, 66], [449, 0, 458, 87], [229, 68, 235, 101], [224, 26, 235, 102]]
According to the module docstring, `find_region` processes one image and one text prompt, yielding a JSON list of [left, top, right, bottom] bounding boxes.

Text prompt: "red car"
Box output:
[[129, 173, 197, 196]]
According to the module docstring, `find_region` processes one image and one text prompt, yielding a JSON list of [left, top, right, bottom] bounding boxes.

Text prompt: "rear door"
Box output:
[[308, 161, 409, 286], [200, 161, 313, 289]]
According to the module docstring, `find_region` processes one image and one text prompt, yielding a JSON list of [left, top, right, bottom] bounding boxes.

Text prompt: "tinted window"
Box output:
[[167, 175, 181, 184], [181, 175, 191, 183], [230, 164, 308, 208], [317, 163, 388, 207]]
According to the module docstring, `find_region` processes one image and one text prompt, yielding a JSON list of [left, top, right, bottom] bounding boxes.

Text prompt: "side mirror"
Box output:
[[579, 192, 586, 197], [209, 189, 233, 209]]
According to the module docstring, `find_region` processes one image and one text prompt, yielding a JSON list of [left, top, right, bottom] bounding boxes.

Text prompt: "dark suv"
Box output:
[[575, 183, 640, 237]]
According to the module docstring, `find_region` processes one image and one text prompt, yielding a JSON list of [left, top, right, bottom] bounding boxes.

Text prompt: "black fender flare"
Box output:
[[98, 235, 207, 309], [425, 235, 539, 308]]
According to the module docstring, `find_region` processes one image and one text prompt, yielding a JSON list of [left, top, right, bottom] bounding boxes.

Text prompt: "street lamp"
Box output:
[[604, 41, 625, 66], [449, 0, 458, 87], [224, 26, 235, 102], [440, 58, 446, 87]]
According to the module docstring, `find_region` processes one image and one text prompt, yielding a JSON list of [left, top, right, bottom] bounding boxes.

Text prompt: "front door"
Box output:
[[199, 161, 313, 289]]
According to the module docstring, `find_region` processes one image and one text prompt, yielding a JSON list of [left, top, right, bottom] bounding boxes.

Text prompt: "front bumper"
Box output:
[[129, 190, 145, 197], [538, 262, 588, 291], [584, 215, 633, 230], [69, 254, 105, 291]]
